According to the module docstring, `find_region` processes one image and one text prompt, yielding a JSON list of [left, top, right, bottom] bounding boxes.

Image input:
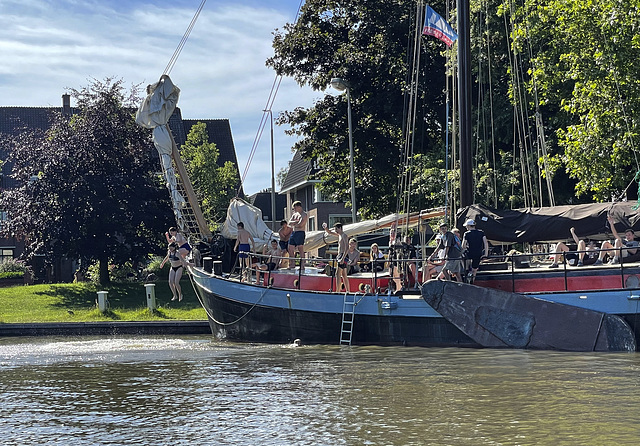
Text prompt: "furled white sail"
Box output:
[[135, 75, 189, 231]]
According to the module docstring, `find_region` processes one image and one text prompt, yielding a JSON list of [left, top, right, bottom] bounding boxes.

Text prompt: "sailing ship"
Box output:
[[136, 3, 640, 351]]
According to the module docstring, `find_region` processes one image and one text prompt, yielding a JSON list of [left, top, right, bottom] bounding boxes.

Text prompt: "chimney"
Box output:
[[62, 94, 71, 116]]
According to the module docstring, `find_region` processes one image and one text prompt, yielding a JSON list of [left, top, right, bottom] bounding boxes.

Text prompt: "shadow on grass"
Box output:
[[43, 281, 203, 312], [94, 309, 122, 320]]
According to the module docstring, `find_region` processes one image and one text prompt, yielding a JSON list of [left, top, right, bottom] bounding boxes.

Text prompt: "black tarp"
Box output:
[[456, 202, 640, 244]]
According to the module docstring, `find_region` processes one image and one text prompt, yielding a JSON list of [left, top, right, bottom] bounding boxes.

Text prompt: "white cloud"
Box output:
[[0, 0, 324, 194]]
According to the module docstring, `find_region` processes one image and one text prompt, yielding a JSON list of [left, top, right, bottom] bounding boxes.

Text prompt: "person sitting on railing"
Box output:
[[252, 239, 282, 284], [594, 215, 639, 265], [345, 238, 361, 275], [425, 234, 445, 279], [402, 235, 418, 286], [361, 243, 385, 272], [549, 227, 598, 268]]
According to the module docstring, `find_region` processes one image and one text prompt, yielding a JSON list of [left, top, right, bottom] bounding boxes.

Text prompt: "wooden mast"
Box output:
[[169, 131, 212, 240], [458, 0, 473, 207]]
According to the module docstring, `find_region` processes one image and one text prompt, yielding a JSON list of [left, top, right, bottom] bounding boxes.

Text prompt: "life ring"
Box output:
[[625, 275, 640, 288], [358, 283, 366, 292], [293, 279, 300, 287]]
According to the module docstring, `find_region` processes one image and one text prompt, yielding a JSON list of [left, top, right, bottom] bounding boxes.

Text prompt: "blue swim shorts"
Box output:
[[289, 231, 305, 247]]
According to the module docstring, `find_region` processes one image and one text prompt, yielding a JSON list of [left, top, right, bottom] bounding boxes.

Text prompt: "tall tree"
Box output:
[[180, 122, 239, 227], [0, 78, 172, 284], [521, 0, 640, 201], [268, 0, 451, 218]]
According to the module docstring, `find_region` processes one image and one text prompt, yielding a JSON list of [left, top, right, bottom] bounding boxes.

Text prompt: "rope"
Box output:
[[188, 267, 268, 326], [163, 0, 208, 76], [236, 0, 306, 196], [238, 76, 282, 194]]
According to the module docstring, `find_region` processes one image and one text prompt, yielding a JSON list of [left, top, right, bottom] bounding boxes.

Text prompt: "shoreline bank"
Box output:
[[0, 320, 211, 337]]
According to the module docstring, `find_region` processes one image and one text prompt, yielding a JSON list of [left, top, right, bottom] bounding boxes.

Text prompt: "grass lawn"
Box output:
[[0, 279, 207, 323]]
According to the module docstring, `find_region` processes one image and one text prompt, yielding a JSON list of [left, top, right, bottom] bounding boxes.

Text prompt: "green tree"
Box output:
[[522, 0, 640, 200], [180, 122, 240, 227], [0, 78, 172, 285], [268, 0, 451, 218]]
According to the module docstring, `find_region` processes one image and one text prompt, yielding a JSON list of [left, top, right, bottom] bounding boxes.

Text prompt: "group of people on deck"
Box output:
[[425, 220, 489, 284], [231, 198, 494, 289], [549, 215, 639, 268], [233, 200, 309, 283]]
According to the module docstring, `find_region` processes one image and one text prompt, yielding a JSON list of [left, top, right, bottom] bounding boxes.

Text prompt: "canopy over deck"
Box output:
[[457, 202, 640, 244]]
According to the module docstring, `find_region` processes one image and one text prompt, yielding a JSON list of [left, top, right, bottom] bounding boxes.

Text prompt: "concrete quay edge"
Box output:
[[0, 320, 211, 337]]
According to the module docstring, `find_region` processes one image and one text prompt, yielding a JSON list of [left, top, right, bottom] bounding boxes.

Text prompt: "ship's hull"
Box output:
[[190, 267, 475, 347], [189, 267, 640, 349]]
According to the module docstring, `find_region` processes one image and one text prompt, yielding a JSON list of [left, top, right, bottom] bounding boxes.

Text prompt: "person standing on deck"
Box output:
[[278, 219, 293, 268], [234, 222, 255, 281], [323, 222, 350, 292], [288, 201, 308, 270], [429, 222, 462, 282], [461, 219, 489, 283]]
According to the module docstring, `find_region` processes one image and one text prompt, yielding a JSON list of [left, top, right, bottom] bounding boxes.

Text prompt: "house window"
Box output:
[[308, 216, 316, 232], [314, 186, 330, 203], [0, 248, 14, 263], [329, 214, 353, 227]]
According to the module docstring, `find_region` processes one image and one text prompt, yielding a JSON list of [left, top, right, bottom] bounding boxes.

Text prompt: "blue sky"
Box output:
[[0, 0, 323, 195]]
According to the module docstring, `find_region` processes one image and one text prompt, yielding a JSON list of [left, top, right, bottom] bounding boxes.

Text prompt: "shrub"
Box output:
[[0, 271, 23, 279], [0, 259, 27, 274], [86, 261, 139, 283], [142, 256, 166, 280]]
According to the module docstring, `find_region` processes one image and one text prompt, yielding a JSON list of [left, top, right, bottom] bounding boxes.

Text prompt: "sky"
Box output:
[[0, 0, 326, 195]]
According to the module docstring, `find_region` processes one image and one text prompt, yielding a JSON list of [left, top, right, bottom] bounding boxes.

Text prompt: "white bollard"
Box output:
[[97, 291, 108, 312], [144, 283, 157, 310]]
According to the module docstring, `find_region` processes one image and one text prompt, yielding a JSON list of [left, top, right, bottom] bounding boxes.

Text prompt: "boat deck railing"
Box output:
[[476, 247, 640, 293], [206, 250, 422, 293], [201, 245, 640, 294]]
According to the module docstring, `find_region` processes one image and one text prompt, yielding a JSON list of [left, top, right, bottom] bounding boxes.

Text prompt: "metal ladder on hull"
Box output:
[[340, 293, 356, 345]]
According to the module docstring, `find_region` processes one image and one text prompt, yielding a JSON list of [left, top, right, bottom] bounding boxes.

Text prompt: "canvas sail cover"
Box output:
[[457, 202, 640, 244], [135, 75, 191, 231], [221, 198, 277, 251]]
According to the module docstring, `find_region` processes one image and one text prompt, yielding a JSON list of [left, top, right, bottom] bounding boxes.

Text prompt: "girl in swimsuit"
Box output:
[[160, 242, 192, 301], [166, 226, 192, 259]]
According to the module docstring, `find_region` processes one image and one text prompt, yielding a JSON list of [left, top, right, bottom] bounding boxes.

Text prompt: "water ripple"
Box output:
[[1, 338, 640, 444]]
